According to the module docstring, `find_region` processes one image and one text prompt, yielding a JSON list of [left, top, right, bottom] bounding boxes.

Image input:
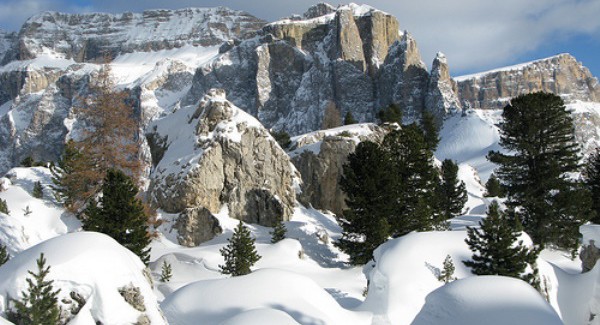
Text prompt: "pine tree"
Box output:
[[438, 254, 456, 283], [7, 253, 61, 325], [336, 141, 393, 265], [584, 148, 600, 223], [488, 92, 592, 251], [0, 243, 9, 266], [344, 111, 357, 125], [219, 221, 261, 276], [82, 169, 151, 264], [484, 174, 505, 198], [463, 202, 539, 288], [0, 198, 10, 215], [436, 159, 467, 222], [32, 181, 43, 199], [421, 111, 440, 152], [270, 130, 291, 150], [160, 261, 172, 282], [270, 220, 287, 244], [23, 206, 32, 217], [50, 140, 95, 212], [377, 103, 402, 124]]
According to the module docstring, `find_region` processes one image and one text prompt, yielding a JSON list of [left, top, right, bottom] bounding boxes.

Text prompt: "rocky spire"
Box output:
[[425, 52, 462, 123]]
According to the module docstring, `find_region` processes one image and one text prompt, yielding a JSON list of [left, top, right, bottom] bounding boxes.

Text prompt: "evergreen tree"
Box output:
[[32, 181, 43, 199], [377, 103, 403, 124], [0, 198, 10, 215], [82, 169, 151, 265], [438, 254, 456, 283], [584, 148, 600, 224], [421, 111, 440, 152], [270, 220, 287, 244], [50, 140, 95, 212], [336, 141, 393, 265], [160, 261, 172, 282], [23, 206, 32, 217], [463, 202, 540, 288], [219, 221, 261, 276], [20, 157, 34, 167], [488, 92, 591, 251], [484, 173, 505, 198], [7, 253, 61, 325], [344, 111, 357, 125], [270, 130, 291, 150], [436, 159, 467, 222], [0, 243, 9, 266]]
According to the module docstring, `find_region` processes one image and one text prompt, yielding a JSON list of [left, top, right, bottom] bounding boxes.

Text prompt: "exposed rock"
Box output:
[[149, 89, 297, 240], [303, 3, 336, 19], [456, 54, 600, 109], [119, 284, 146, 312], [581, 240, 600, 273], [425, 52, 462, 124], [290, 124, 388, 216], [175, 207, 223, 246]]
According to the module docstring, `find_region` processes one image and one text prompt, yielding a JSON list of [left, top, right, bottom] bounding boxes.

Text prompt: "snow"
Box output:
[[411, 276, 563, 325], [454, 53, 569, 81], [289, 123, 380, 157]]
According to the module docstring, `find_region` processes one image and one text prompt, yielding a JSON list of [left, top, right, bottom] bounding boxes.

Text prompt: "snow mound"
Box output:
[[412, 276, 562, 325], [220, 308, 301, 325], [0, 232, 165, 325], [161, 268, 371, 325]]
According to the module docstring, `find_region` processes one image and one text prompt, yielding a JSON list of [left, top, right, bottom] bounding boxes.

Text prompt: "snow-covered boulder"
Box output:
[[0, 232, 166, 324], [160, 268, 371, 325], [412, 276, 563, 325], [149, 89, 298, 245]]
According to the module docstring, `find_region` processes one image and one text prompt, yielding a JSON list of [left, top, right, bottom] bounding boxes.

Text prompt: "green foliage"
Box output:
[[7, 253, 61, 325], [0, 243, 9, 266], [23, 206, 32, 217], [32, 181, 43, 199], [421, 111, 440, 152], [436, 159, 467, 222], [82, 169, 151, 265], [438, 254, 456, 283], [377, 103, 403, 124], [220, 221, 261, 276], [271, 129, 292, 150], [160, 261, 172, 282], [344, 111, 358, 125], [20, 156, 34, 167], [0, 198, 10, 215], [488, 92, 591, 251], [463, 202, 540, 288], [584, 149, 600, 224], [484, 174, 505, 198], [270, 220, 287, 244]]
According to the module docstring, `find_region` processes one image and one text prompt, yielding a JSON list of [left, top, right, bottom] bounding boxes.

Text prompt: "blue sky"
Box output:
[[0, 0, 598, 78]]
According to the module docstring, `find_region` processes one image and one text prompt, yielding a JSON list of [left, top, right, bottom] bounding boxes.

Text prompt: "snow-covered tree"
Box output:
[[438, 254, 456, 284], [219, 221, 261, 276]]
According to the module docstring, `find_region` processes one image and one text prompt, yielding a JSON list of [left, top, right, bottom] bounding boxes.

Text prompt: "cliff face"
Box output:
[[456, 54, 600, 109]]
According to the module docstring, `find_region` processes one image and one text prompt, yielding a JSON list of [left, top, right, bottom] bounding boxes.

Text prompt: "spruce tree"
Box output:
[[0, 198, 10, 215], [377, 103, 403, 124], [463, 202, 539, 288], [488, 92, 591, 251], [344, 111, 357, 125], [336, 141, 393, 265], [270, 220, 287, 244], [436, 159, 467, 222], [438, 254, 456, 283], [484, 173, 504, 198], [82, 169, 151, 264], [219, 221, 261, 276], [584, 149, 600, 224], [0, 243, 9, 266], [50, 140, 95, 212], [421, 111, 440, 152], [32, 181, 43, 199], [160, 261, 172, 282], [270, 130, 291, 150], [7, 253, 61, 325]]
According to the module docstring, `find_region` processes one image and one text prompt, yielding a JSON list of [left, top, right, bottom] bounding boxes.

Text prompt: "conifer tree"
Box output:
[[7, 253, 61, 325], [488, 92, 592, 251], [160, 261, 172, 282], [219, 221, 261, 276], [23, 206, 32, 217], [463, 202, 539, 288], [0, 198, 10, 215], [0, 243, 9, 266], [32, 181, 43, 199], [377, 103, 402, 124], [436, 159, 467, 222], [336, 141, 393, 265], [50, 140, 94, 212], [484, 174, 504, 198], [270, 130, 291, 150], [421, 111, 440, 152], [584, 149, 600, 224], [438, 254, 456, 283], [270, 220, 287, 244], [82, 169, 151, 264], [344, 111, 357, 125]]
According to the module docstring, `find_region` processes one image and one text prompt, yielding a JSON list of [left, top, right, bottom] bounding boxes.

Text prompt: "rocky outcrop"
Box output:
[[581, 240, 600, 273], [149, 89, 297, 245], [15, 8, 266, 62], [290, 124, 388, 216], [456, 54, 600, 109], [175, 207, 223, 247], [425, 52, 462, 124]]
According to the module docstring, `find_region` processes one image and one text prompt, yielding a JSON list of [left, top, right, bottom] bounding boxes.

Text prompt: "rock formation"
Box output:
[[425, 52, 462, 124]]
